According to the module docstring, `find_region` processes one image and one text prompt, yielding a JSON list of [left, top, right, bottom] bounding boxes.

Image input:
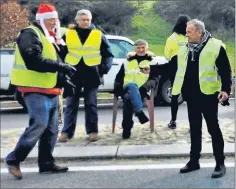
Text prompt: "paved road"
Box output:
[[0, 99, 234, 130], [1, 158, 234, 188]]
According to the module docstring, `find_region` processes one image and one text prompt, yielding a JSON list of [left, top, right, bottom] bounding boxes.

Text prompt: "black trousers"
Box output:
[[122, 93, 134, 132], [186, 93, 225, 163], [170, 94, 179, 121], [62, 85, 98, 138]]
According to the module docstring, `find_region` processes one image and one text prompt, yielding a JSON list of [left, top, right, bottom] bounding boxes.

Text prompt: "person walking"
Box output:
[[5, 3, 76, 179]]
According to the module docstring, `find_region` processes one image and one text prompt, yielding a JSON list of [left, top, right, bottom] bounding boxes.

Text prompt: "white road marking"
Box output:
[[1, 162, 234, 173]]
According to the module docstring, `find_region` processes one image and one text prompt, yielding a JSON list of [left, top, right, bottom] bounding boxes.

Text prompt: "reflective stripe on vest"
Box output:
[[11, 25, 58, 88], [123, 59, 150, 88], [172, 38, 222, 95], [171, 33, 187, 47], [65, 29, 102, 66]]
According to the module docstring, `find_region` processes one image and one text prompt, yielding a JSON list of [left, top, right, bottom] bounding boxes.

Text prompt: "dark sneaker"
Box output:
[[122, 130, 131, 139], [135, 111, 149, 124], [180, 161, 200, 173], [211, 164, 226, 178], [168, 120, 176, 129], [39, 163, 68, 174], [5, 161, 22, 180]]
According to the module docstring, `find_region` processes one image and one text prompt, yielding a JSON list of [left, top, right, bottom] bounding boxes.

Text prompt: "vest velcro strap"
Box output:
[[13, 64, 27, 70], [201, 77, 217, 81]]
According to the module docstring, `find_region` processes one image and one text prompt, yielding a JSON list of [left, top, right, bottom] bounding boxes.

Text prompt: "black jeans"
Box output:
[[62, 85, 98, 138], [170, 94, 179, 121], [122, 93, 135, 132], [186, 93, 225, 163]]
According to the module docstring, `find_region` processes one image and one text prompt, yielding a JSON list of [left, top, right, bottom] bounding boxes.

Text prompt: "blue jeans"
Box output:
[[61, 85, 98, 138], [6, 93, 58, 166], [123, 83, 143, 114]]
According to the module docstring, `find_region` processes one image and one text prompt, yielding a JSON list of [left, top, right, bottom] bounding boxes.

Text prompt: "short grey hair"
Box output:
[[75, 9, 92, 21], [134, 39, 148, 47], [187, 19, 205, 33]]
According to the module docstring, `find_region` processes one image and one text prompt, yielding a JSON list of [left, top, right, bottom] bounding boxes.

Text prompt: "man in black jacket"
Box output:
[[5, 3, 76, 179], [172, 19, 232, 178], [58, 9, 113, 142], [114, 39, 158, 139]]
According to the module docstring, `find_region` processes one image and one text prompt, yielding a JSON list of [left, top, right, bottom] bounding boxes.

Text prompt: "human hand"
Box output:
[[58, 63, 76, 76], [140, 67, 150, 74], [218, 91, 229, 102]]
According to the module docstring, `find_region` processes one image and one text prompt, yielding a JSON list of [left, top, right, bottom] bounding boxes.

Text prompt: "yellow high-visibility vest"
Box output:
[[164, 32, 188, 61], [172, 38, 223, 95], [11, 25, 58, 88], [124, 59, 150, 88], [65, 29, 102, 66]]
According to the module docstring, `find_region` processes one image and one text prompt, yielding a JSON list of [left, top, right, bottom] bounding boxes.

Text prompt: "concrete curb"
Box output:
[[1, 143, 234, 162], [0, 98, 114, 110]]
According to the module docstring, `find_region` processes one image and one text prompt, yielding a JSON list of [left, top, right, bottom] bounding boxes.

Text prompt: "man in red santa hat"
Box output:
[[5, 3, 76, 179]]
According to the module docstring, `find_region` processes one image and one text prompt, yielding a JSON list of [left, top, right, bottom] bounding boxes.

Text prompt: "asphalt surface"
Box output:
[[0, 99, 234, 130], [1, 158, 235, 188]]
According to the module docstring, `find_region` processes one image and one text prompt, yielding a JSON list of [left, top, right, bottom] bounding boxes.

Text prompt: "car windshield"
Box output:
[[108, 39, 134, 58], [0, 49, 15, 55]]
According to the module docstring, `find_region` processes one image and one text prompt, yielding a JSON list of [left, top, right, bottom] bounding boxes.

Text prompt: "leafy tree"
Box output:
[[153, 0, 235, 40], [90, 0, 136, 35], [0, 0, 29, 47], [18, 0, 136, 35]]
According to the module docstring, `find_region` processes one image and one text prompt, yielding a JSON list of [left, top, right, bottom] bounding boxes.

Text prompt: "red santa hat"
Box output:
[[36, 3, 65, 45]]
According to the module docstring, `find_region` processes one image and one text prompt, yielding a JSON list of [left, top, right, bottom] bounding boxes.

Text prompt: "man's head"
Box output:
[[75, 9, 92, 29], [44, 18, 57, 32], [134, 39, 148, 56], [36, 3, 61, 41], [186, 19, 205, 43]]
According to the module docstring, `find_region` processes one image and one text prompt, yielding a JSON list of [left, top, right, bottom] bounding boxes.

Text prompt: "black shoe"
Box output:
[[39, 163, 69, 174], [122, 130, 131, 139], [211, 164, 226, 178], [135, 111, 149, 124], [168, 120, 176, 129], [180, 161, 200, 173]]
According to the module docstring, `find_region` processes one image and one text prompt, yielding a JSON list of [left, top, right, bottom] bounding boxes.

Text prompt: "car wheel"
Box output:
[[160, 79, 184, 106], [14, 90, 27, 111]]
